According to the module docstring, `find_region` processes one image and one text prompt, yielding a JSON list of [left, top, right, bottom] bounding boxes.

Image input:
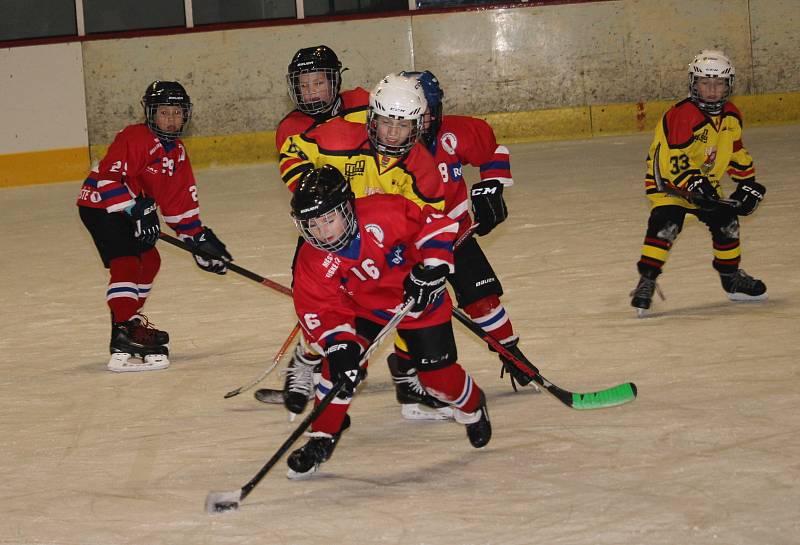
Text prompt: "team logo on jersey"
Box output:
[[345, 160, 365, 178], [365, 224, 384, 247], [701, 147, 717, 174], [696, 128, 709, 144], [440, 133, 458, 155], [385, 244, 407, 267]]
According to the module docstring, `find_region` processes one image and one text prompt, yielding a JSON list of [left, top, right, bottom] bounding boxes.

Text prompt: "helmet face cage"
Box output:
[[367, 74, 427, 157], [142, 81, 192, 142], [286, 68, 342, 115], [294, 200, 357, 252], [286, 46, 343, 115], [291, 165, 357, 252], [688, 50, 735, 114]]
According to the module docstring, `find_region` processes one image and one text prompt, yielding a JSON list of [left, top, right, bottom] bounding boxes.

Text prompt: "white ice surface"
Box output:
[[1, 125, 798, 545]]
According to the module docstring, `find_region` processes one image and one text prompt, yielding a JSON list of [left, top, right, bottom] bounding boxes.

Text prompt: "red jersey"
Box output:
[[76, 124, 203, 238], [427, 115, 512, 236], [293, 194, 458, 353], [275, 87, 370, 153]]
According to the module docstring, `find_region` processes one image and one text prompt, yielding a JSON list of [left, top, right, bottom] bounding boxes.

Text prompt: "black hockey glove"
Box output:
[[470, 179, 507, 236], [403, 263, 449, 313], [325, 340, 363, 398], [129, 197, 160, 247], [729, 180, 765, 216], [685, 176, 719, 209], [192, 227, 232, 275]]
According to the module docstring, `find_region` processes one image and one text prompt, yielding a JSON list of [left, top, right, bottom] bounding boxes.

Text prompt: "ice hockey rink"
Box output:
[[1, 124, 798, 545]]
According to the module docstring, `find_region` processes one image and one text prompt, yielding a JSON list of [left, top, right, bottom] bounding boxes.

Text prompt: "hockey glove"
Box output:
[[403, 263, 449, 313], [470, 179, 508, 236], [128, 197, 160, 247], [685, 176, 719, 209], [325, 340, 363, 398], [729, 180, 766, 216], [192, 227, 232, 275]]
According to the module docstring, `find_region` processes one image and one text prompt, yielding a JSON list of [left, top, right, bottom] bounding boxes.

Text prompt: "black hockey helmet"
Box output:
[[141, 80, 192, 141], [291, 165, 357, 252], [286, 45, 343, 115], [400, 70, 444, 145]]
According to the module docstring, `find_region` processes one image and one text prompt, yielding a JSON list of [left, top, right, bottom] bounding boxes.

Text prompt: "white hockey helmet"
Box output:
[[367, 73, 428, 156], [688, 49, 735, 114]]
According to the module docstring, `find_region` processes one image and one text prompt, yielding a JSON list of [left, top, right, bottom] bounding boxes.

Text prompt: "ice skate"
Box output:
[[388, 354, 454, 421], [720, 269, 767, 301], [281, 344, 321, 414], [107, 320, 169, 372], [455, 393, 492, 448], [286, 415, 350, 479], [497, 338, 541, 393], [630, 274, 663, 317]]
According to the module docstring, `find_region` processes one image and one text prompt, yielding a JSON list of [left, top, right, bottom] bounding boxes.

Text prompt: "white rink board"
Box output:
[[1, 126, 798, 545]]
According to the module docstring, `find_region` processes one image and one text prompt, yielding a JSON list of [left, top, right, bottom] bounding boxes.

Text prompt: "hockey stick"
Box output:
[[451, 308, 637, 409], [158, 232, 292, 297], [223, 322, 301, 398], [652, 143, 739, 210], [205, 299, 415, 513]]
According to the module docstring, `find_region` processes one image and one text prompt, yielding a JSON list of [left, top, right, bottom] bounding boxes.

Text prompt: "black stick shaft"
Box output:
[[158, 232, 292, 297]]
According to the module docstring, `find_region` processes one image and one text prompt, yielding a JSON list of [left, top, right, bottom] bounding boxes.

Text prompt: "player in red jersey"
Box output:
[[258, 45, 370, 410], [630, 50, 767, 316], [77, 81, 232, 372], [284, 165, 491, 479], [386, 70, 541, 409]]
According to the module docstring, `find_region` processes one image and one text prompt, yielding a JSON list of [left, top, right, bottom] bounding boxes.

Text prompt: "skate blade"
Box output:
[[107, 352, 170, 372], [401, 403, 454, 421], [635, 307, 650, 318], [727, 292, 768, 302]]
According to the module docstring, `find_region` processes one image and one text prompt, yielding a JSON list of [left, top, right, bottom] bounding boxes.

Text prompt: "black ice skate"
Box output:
[[108, 320, 169, 372], [387, 354, 454, 420], [455, 393, 492, 449], [720, 269, 768, 301], [497, 338, 541, 393], [282, 345, 321, 414], [630, 274, 664, 317], [286, 415, 350, 479]]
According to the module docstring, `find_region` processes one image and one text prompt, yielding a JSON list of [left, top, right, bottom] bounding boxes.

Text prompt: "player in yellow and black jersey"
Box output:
[[631, 50, 768, 316]]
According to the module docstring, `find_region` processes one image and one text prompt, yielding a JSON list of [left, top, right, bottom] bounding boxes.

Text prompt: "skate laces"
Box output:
[[723, 269, 758, 293], [129, 315, 160, 344], [284, 348, 316, 396], [394, 373, 428, 397], [630, 277, 665, 302]]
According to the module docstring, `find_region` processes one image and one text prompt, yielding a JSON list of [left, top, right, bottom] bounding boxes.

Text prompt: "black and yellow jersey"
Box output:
[[645, 98, 755, 209]]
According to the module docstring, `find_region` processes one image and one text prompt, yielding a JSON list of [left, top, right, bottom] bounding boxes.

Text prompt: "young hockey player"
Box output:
[[631, 50, 767, 316], [267, 72, 448, 417], [285, 165, 491, 479], [276, 45, 369, 151], [77, 81, 232, 372], [256, 45, 370, 411], [393, 70, 541, 411]]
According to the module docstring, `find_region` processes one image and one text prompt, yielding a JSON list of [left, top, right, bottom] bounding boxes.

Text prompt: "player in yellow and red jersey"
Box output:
[[631, 50, 767, 316]]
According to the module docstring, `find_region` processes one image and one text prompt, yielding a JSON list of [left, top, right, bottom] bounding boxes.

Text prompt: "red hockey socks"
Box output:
[[107, 256, 141, 323], [463, 295, 515, 344]]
